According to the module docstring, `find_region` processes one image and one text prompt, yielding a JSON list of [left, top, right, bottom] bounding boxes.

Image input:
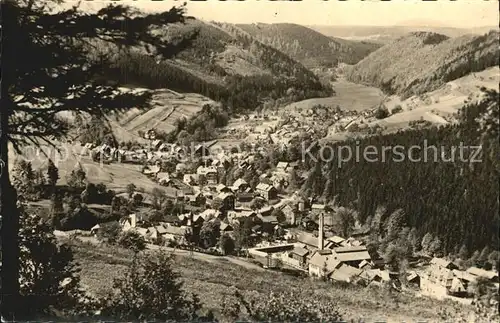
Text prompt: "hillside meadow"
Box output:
[[67, 239, 475, 322]]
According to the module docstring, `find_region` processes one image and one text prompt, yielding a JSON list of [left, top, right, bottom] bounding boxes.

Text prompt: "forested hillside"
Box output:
[[97, 18, 332, 113], [295, 89, 499, 255], [235, 23, 381, 68], [346, 31, 499, 99]]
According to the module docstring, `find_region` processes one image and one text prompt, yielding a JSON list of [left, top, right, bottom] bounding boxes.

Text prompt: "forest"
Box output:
[[294, 89, 499, 255]]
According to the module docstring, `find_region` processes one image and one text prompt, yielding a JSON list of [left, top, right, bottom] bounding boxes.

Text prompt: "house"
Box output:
[[295, 231, 322, 250], [146, 227, 158, 241], [134, 227, 148, 238], [255, 183, 278, 200], [308, 250, 341, 277], [421, 259, 456, 297], [451, 269, 476, 293], [194, 144, 211, 157], [236, 192, 254, 205], [161, 215, 180, 226], [220, 222, 233, 233], [287, 247, 309, 268], [186, 191, 206, 206], [430, 258, 459, 271], [326, 236, 346, 247], [216, 184, 232, 193], [183, 174, 198, 186], [280, 204, 296, 225], [258, 205, 274, 217], [358, 259, 373, 270], [329, 264, 363, 283], [143, 165, 161, 176], [196, 166, 218, 184], [311, 204, 326, 215], [90, 224, 100, 235], [161, 225, 189, 243], [276, 161, 289, 172], [213, 192, 235, 211], [406, 271, 421, 287], [360, 269, 391, 285], [466, 267, 499, 283], [119, 213, 141, 231], [329, 246, 372, 268], [155, 225, 169, 236], [176, 163, 187, 173], [232, 178, 249, 192], [151, 139, 162, 150]]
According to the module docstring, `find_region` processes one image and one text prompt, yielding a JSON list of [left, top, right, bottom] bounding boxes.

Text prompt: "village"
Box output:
[[80, 132, 499, 307]]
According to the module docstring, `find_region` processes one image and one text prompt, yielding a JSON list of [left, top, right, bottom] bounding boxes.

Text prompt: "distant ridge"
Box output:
[[309, 25, 498, 44], [345, 30, 500, 98], [235, 23, 381, 67]]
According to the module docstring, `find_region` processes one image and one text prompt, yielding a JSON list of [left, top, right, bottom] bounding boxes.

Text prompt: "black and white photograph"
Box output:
[[1, 0, 499, 321]]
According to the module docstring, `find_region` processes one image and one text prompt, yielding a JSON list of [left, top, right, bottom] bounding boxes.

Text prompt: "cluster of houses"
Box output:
[[421, 258, 499, 300], [248, 213, 499, 301], [248, 213, 399, 287]]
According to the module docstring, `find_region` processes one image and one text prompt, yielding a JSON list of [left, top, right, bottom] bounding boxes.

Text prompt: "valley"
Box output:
[[6, 2, 500, 322]]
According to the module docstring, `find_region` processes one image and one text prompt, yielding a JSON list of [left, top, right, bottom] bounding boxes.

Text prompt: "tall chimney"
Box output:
[[318, 213, 324, 250]]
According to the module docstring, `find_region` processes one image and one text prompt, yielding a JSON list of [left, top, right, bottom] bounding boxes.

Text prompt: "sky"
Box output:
[[71, 0, 498, 28]]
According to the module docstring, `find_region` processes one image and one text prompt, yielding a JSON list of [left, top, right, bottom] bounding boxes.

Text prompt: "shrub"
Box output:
[[97, 221, 122, 244], [375, 106, 390, 119], [221, 290, 343, 322], [391, 105, 403, 114], [118, 230, 147, 252], [101, 252, 214, 322]]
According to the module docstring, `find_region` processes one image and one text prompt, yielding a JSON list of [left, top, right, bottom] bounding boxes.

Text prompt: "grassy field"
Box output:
[[106, 89, 217, 142], [8, 142, 176, 196], [68, 240, 473, 322], [371, 66, 500, 132], [284, 79, 385, 112]]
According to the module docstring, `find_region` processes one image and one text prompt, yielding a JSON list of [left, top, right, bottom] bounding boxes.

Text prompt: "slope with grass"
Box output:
[[235, 23, 381, 68], [69, 239, 476, 322], [346, 31, 499, 99]]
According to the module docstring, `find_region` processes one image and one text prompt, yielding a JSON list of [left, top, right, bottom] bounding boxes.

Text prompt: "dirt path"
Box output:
[[56, 231, 265, 272]]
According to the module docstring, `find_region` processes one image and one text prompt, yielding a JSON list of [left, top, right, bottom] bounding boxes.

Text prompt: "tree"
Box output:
[[46, 159, 59, 188], [421, 232, 434, 254], [151, 188, 167, 210], [333, 207, 356, 238], [458, 244, 469, 260], [11, 160, 37, 200], [102, 252, 212, 321], [468, 250, 481, 267], [97, 221, 122, 244], [219, 234, 235, 256], [428, 236, 443, 257], [1, 1, 197, 317], [270, 208, 286, 223], [234, 217, 253, 250], [221, 290, 343, 322], [487, 250, 500, 269], [391, 105, 403, 114], [126, 183, 137, 199], [407, 227, 421, 253], [199, 221, 221, 249], [478, 246, 491, 267], [66, 165, 87, 190], [18, 208, 88, 319], [249, 197, 265, 211], [375, 105, 390, 119], [118, 230, 147, 252], [386, 209, 406, 240]]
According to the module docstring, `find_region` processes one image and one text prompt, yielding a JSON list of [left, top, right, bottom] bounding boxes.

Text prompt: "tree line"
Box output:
[[296, 89, 499, 256]]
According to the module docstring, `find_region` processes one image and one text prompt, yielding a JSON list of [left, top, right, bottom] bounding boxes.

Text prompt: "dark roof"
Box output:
[[292, 247, 309, 257]]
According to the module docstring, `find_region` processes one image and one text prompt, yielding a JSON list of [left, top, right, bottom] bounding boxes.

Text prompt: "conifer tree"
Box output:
[[1, 0, 197, 317]]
